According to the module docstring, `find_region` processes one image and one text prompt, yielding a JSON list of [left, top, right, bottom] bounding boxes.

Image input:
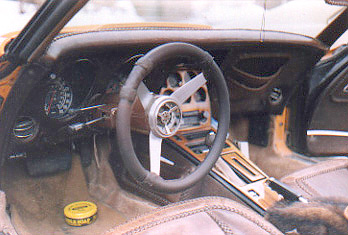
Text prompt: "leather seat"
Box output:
[[103, 159, 348, 235], [281, 159, 348, 198], [105, 197, 283, 235]]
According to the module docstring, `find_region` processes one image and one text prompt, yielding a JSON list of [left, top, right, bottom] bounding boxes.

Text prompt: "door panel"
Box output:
[[305, 46, 348, 155]]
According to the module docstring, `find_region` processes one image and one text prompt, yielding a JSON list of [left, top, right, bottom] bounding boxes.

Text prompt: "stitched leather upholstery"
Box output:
[[281, 159, 348, 198], [105, 197, 283, 235]]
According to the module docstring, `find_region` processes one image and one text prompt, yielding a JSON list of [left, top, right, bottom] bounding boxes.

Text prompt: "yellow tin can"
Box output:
[[64, 201, 97, 226]]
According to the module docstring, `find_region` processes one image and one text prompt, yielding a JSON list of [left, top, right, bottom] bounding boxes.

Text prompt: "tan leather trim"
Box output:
[[294, 160, 348, 197], [61, 22, 212, 33], [297, 160, 348, 196], [281, 159, 348, 197], [104, 197, 283, 235]]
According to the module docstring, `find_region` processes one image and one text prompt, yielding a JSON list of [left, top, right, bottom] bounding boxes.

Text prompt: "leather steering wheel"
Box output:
[[116, 42, 230, 193]]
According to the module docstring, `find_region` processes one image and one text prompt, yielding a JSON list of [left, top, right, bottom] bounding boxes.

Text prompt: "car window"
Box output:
[[67, 0, 344, 38], [0, 0, 40, 36], [0, 0, 345, 44]]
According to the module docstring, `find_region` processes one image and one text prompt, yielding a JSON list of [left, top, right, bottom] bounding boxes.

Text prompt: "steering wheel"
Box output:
[[116, 42, 230, 193]]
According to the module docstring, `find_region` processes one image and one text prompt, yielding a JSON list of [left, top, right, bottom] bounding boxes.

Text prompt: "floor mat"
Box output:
[[249, 144, 311, 179], [2, 155, 126, 235]]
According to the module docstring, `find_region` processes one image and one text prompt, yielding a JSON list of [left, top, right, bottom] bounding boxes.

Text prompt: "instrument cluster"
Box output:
[[44, 59, 97, 120], [11, 58, 98, 147], [44, 75, 73, 119]]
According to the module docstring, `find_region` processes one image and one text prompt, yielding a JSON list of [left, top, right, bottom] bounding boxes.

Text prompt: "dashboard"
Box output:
[[6, 28, 327, 159], [9, 49, 212, 158]]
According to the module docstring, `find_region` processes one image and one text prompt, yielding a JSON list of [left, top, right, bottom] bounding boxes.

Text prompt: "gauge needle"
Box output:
[[47, 90, 56, 114]]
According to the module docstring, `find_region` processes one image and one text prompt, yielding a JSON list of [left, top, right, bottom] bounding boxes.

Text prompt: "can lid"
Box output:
[[64, 201, 97, 220]]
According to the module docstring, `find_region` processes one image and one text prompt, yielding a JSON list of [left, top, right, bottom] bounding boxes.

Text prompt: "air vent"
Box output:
[[13, 117, 39, 143], [182, 130, 210, 141]]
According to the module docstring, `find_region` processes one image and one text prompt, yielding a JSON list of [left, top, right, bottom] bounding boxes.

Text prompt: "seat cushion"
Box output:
[[104, 197, 283, 235], [281, 159, 348, 198]]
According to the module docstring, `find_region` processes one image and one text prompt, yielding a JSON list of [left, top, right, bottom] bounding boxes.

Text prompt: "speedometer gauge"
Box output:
[[44, 79, 73, 119]]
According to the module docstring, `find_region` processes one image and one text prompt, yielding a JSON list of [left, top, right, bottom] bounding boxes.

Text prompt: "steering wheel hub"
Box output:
[[149, 97, 182, 138]]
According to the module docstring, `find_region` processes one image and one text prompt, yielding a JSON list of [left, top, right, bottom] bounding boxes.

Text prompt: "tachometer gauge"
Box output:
[[44, 79, 73, 119]]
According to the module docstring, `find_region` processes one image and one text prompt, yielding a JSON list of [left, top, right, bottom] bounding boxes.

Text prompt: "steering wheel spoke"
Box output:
[[171, 73, 207, 105], [149, 131, 163, 175], [137, 81, 155, 113]]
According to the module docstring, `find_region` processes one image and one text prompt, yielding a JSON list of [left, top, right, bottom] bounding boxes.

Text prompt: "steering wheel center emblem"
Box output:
[[159, 111, 171, 124], [149, 97, 182, 138]]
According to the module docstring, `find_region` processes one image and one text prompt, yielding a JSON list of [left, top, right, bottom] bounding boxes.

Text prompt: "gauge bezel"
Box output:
[[44, 77, 73, 120]]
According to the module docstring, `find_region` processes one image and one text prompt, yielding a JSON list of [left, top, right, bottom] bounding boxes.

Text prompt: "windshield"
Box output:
[[0, 0, 346, 39], [66, 0, 345, 38]]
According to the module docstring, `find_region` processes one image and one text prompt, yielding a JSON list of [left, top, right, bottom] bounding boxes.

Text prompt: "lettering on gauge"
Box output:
[[44, 76, 73, 119]]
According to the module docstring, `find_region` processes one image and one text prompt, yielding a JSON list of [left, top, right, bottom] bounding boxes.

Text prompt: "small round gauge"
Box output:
[[44, 79, 73, 119]]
